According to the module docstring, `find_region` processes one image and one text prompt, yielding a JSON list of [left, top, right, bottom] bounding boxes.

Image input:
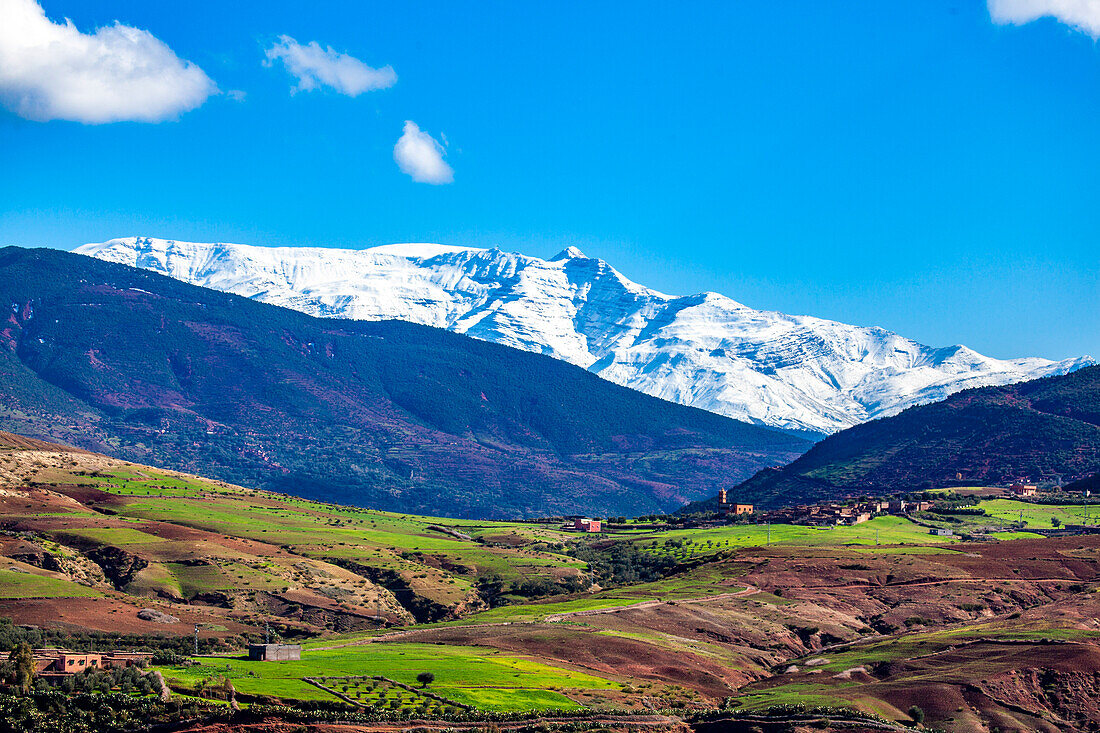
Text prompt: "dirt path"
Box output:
[[150, 669, 172, 702], [696, 713, 915, 732], [796, 576, 1082, 591], [180, 714, 685, 733]]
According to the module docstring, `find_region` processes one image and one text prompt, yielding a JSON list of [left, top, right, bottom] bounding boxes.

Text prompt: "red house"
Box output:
[[574, 518, 602, 532]]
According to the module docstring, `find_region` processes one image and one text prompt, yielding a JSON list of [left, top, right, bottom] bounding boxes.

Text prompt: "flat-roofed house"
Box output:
[[248, 644, 302, 661], [573, 518, 602, 532]]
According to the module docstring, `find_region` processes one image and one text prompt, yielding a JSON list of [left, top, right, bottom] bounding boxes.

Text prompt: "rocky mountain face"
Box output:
[[77, 237, 1093, 435]]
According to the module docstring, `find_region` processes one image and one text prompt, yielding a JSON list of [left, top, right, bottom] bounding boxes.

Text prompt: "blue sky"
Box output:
[[0, 1, 1097, 361]]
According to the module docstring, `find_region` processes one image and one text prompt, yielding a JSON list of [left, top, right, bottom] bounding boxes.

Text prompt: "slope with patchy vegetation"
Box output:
[[0, 246, 808, 519], [732, 365, 1100, 508], [5, 434, 1100, 730]]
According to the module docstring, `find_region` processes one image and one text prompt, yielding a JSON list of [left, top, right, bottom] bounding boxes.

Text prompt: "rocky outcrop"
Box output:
[[86, 546, 149, 590], [328, 559, 486, 623], [137, 608, 180, 624]]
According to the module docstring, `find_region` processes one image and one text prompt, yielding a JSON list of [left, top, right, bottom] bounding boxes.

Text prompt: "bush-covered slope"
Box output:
[[732, 365, 1100, 508], [0, 246, 807, 518]]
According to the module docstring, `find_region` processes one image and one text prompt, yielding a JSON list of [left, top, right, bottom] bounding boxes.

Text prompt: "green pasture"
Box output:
[[467, 596, 647, 623], [985, 530, 1044, 540], [164, 561, 285, 596], [0, 569, 102, 599], [164, 643, 618, 711], [630, 516, 953, 560], [78, 467, 581, 586], [466, 563, 748, 623], [980, 499, 1100, 528], [55, 526, 165, 546]]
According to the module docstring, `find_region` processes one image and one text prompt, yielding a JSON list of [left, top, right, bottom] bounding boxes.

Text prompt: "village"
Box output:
[[722, 483, 1045, 529], [559, 484, 1046, 536]]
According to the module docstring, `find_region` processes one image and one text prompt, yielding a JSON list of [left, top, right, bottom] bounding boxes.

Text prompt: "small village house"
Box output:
[[717, 490, 753, 515], [573, 518, 602, 532], [1010, 484, 1037, 497], [248, 644, 302, 661], [33, 649, 153, 675]]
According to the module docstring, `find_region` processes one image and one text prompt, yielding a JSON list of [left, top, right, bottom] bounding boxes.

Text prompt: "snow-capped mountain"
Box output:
[[75, 237, 1094, 435]]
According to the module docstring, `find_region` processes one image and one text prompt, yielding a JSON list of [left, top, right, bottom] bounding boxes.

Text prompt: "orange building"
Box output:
[[717, 490, 753, 515], [573, 518, 602, 532], [33, 649, 152, 675]]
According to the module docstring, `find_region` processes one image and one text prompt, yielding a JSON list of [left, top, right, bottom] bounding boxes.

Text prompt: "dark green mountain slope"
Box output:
[[731, 365, 1100, 508], [0, 246, 808, 518]]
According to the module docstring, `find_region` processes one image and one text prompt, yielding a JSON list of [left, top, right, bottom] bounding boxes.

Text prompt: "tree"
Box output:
[[417, 672, 435, 688], [908, 705, 925, 723], [7, 643, 34, 693], [1051, 516, 1062, 527]]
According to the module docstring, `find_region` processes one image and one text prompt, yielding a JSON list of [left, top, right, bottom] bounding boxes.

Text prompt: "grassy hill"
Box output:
[[0, 246, 807, 518], [729, 365, 1100, 508]]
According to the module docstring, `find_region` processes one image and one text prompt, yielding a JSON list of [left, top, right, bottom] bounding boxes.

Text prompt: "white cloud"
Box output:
[[989, 0, 1100, 38], [264, 35, 396, 96], [393, 121, 454, 184], [0, 0, 217, 123]]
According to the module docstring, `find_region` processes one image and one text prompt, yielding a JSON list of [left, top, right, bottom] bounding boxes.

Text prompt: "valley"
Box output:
[[4, 3, 1096, 731], [4, 433, 1100, 731]]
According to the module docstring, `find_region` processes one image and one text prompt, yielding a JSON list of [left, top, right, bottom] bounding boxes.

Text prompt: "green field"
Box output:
[[11, 452, 1100, 728], [0, 569, 102, 599], [627, 515, 953, 561], [60, 466, 586, 609], [164, 643, 619, 711], [980, 499, 1100, 528]]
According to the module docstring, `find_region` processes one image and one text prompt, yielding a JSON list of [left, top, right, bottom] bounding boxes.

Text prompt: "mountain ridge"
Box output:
[[76, 236, 1094, 434], [0, 245, 807, 518], [729, 364, 1100, 508]]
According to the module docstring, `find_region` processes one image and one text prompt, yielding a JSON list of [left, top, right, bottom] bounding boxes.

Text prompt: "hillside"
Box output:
[[6, 432, 1100, 731], [0, 246, 807, 518], [76, 237, 1093, 434], [731, 365, 1100, 507]]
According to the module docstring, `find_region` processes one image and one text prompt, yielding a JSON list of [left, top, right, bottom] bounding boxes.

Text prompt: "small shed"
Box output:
[[248, 644, 301, 661]]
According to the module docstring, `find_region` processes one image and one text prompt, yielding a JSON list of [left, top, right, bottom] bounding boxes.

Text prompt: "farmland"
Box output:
[[164, 643, 620, 711], [0, 568, 102, 599], [629, 515, 956, 561], [5, 440, 1100, 730]]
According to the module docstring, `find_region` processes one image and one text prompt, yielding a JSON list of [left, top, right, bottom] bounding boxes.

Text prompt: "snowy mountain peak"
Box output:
[[74, 236, 1095, 434], [551, 246, 587, 261]]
